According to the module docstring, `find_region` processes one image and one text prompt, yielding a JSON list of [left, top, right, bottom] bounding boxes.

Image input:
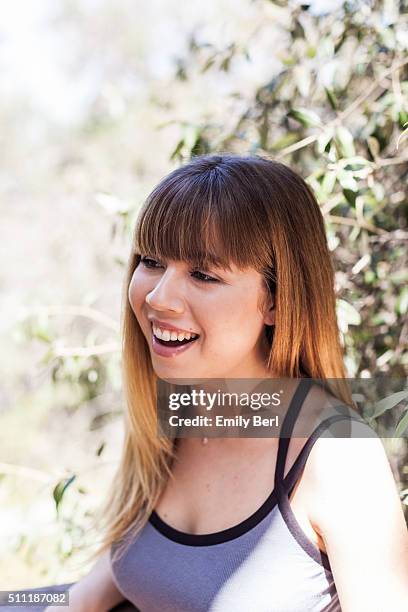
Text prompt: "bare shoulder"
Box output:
[[301, 426, 408, 610], [305, 428, 400, 526]]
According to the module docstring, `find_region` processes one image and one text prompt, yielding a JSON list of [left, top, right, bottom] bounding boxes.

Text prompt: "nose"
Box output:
[[145, 267, 185, 314]]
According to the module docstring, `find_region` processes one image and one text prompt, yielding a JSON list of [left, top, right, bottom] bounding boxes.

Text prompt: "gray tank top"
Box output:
[[111, 381, 356, 611]]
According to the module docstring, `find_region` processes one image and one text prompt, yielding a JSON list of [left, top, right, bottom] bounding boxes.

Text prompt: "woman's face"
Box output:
[[128, 255, 275, 380]]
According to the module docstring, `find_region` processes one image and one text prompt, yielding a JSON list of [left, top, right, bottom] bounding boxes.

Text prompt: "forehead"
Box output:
[[134, 177, 272, 275]]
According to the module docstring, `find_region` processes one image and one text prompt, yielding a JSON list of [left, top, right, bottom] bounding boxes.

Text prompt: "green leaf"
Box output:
[[201, 57, 216, 73], [317, 129, 334, 155], [390, 270, 408, 284], [340, 156, 372, 170], [343, 188, 358, 205], [169, 139, 184, 161], [336, 299, 361, 333], [33, 325, 52, 344], [96, 442, 105, 457], [281, 55, 296, 66], [367, 136, 380, 159], [53, 475, 76, 514], [220, 56, 232, 72], [395, 410, 408, 438], [398, 111, 408, 129], [336, 126, 356, 157], [337, 171, 358, 192], [269, 133, 299, 150], [325, 87, 338, 110], [114, 256, 126, 267], [288, 108, 322, 128], [397, 288, 408, 315], [320, 171, 337, 196], [370, 390, 408, 420], [183, 125, 201, 152]]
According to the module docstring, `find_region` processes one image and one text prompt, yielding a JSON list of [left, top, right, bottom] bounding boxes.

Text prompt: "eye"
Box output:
[[140, 256, 163, 269], [191, 270, 219, 283]]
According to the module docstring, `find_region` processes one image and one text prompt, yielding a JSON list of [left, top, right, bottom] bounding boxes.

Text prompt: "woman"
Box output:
[[48, 154, 408, 611]]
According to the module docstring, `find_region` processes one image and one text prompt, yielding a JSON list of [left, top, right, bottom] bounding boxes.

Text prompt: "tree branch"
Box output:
[[326, 215, 386, 235], [274, 58, 408, 160], [53, 342, 120, 358], [32, 305, 120, 333]]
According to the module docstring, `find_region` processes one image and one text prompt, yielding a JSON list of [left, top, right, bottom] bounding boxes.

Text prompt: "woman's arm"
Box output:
[[45, 549, 126, 612], [308, 435, 408, 612]]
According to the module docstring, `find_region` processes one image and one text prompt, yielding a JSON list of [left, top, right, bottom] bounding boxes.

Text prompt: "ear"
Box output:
[[263, 294, 275, 326], [264, 307, 275, 326]]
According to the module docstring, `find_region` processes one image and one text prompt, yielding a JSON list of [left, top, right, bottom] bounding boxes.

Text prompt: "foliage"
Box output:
[[160, 0, 408, 501], [163, 0, 408, 433]]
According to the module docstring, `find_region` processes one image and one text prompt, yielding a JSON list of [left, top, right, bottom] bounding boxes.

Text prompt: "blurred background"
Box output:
[[1, 0, 407, 590]]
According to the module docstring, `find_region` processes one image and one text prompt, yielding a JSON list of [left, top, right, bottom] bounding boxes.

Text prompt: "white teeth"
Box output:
[[152, 324, 198, 342]]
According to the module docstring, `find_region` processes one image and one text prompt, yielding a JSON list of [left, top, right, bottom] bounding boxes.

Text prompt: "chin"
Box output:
[[151, 361, 206, 383]]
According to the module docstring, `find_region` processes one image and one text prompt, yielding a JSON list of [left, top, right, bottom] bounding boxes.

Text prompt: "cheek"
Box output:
[[204, 291, 264, 345], [128, 271, 147, 319]]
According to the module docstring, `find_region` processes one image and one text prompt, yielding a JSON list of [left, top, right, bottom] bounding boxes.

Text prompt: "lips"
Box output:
[[147, 317, 200, 358], [151, 332, 199, 358], [149, 317, 200, 336], [154, 334, 195, 347]]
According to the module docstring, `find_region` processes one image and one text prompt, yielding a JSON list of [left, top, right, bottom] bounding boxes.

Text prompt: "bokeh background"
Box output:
[[1, 0, 407, 590]]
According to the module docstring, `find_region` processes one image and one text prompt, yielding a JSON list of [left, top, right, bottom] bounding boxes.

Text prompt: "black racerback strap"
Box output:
[[274, 379, 313, 487], [274, 379, 365, 494]]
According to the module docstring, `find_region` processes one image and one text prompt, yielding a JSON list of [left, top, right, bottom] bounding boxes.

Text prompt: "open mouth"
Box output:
[[151, 323, 200, 348], [155, 336, 197, 347]]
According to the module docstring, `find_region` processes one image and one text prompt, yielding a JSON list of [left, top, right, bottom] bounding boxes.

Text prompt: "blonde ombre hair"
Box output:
[[91, 154, 353, 562]]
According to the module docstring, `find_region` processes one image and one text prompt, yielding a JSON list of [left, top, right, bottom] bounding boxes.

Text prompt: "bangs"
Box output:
[[134, 163, 273, 273]]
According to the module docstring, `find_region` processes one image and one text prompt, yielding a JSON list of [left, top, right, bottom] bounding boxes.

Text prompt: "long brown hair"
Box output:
[[91, 153, 351, 561]]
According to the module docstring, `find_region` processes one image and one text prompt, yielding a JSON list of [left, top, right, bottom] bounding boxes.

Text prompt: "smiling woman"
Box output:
[[124, 153, 346, 382], [128, 255, 275, 376], [46, 154, 408, 612]]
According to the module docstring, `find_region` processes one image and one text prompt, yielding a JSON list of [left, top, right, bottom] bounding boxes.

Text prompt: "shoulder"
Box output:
[[301, 421, 408, 574], [305, 426, 399, 527], [300, 423, 408, 610]]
